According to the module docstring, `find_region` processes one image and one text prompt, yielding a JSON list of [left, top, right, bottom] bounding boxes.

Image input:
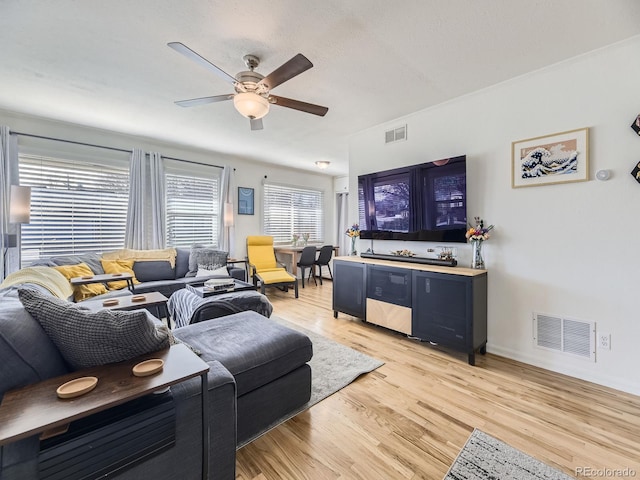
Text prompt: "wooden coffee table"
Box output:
[[0, 344, 210, 479], [80, 291, 170, 327]]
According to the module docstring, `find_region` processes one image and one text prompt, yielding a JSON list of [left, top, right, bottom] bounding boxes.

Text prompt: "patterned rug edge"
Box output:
[[443, 429, 575, 480]]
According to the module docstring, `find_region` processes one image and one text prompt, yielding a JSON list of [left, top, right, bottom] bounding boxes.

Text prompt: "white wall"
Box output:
[[348, 36, 640, 395], [0, 109, 335, 262]]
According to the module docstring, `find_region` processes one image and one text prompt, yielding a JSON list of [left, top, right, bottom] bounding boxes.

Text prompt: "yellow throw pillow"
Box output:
[[100, 259, 140, 290], [54, 263, 108, 302]]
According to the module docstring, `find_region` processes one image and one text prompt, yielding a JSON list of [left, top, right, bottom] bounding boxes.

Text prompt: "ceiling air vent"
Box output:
[[385, 125, 407, 144], [533, 312, 595, 361]]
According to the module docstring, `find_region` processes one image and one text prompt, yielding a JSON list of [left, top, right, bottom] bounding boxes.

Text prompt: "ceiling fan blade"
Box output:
[[269, 95, 328, 117], [175, 94, 234, 107], [168, 42, 237, 85], [250, 118, 264, 131], [258, 54, 313, 90]]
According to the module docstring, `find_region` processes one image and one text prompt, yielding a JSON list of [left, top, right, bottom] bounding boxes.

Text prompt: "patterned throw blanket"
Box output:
[[0, 266, 74, 299], [169, 287, 273, 328]]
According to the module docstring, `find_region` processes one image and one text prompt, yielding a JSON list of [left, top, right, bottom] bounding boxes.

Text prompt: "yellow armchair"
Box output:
[[246, 235, 298, 298]]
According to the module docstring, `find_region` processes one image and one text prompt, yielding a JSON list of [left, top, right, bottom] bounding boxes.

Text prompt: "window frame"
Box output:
[[18, 153, 130, 266], [164, 159, 223, 248], [262, 182, 325, 245]]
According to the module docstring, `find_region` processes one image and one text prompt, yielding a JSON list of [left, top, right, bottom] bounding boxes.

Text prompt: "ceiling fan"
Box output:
[[168, 42, 329, 131]]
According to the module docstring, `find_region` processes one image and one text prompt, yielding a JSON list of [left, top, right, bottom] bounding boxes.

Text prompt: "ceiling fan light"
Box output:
[[233, 92, 270, 119]]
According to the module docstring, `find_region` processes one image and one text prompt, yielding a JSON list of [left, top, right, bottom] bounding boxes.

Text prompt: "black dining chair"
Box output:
[[313, 245, 334, 285], [296, 246, 318, 288]]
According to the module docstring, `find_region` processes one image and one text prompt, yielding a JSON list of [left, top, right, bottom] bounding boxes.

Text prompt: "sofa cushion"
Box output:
[[49, 252, 105, 275], [173, 311, 312, 397], [187, 246, 228, 277], [54, 263, 108, 301], [133, 260, 176, 282], [175, 248, 190, 279], [100, 259, 141, 289], [0, 286, 69, 399], [18, 288, 171, 369]]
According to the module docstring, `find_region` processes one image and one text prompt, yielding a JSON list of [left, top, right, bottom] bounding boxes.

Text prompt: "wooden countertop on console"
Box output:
[[333, 255, 487, 276]]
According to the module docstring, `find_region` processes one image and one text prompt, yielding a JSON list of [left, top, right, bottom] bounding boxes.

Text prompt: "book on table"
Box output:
[[203, 278, 235, 292]]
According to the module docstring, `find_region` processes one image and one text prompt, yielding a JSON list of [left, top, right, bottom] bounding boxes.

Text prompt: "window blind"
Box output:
[[19, 154, 130, 265], [262, 183, 324, 244], [165, 172, 220, 247]]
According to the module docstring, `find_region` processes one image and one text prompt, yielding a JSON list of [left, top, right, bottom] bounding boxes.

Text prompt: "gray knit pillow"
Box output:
[[18, 288, 170, 369], [186, 245, 228, 277]]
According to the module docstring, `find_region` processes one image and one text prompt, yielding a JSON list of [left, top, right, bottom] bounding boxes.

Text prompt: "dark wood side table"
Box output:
[[227, 258, 249, 280], [0, 344, 210, 480], [80, 291, 171, 328], [70, 272, 135, 292]]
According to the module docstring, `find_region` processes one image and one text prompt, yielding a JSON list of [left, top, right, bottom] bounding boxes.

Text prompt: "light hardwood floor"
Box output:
[[236, 280, 640, 480]]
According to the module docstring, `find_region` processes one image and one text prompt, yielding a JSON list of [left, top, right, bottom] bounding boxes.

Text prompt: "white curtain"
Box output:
[[1, 127, 20, 279], [218, 165, 234, 256], [125, 150, 166, 249], [336, 192, 349, 256]]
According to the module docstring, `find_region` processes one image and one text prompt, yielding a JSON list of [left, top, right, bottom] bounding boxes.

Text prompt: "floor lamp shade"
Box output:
[[9, 185, 31, 224], [224, 202, 234, 227]]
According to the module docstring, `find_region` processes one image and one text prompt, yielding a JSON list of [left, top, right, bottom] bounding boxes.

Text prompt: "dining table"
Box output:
[[273, 244, 339, 275]]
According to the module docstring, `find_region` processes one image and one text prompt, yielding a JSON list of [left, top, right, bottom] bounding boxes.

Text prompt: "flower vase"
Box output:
[[470, 240, 485, 269], [350, 237, 357, 256]]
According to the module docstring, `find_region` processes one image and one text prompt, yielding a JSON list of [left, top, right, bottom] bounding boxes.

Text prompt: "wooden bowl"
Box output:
[[56, 377, 98, 399], [132, 359, 164, 377]]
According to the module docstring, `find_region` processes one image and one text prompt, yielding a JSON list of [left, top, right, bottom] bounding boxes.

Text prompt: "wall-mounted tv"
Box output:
[[358, 155, 467, 243]]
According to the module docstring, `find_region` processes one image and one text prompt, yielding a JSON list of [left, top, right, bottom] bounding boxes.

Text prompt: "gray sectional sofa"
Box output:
[[0, 254, 313, 479], [28, 247, 247, 302]]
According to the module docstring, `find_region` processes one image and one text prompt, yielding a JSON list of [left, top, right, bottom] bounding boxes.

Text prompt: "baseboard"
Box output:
[[487, 344, 640, 396]]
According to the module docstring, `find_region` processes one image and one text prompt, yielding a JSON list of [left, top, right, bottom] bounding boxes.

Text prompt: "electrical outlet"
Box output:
[[598, 333, 611, 350]]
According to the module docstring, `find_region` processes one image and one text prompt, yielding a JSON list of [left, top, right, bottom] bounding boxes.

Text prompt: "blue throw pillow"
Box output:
[[133, 260, 176, 282]]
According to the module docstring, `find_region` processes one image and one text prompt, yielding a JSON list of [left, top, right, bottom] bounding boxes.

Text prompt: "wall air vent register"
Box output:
[[533, 312, 595, 361], [385, 125, 407, 144]]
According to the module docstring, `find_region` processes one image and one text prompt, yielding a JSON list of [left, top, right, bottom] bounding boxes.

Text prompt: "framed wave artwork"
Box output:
[[511, 127, 589, 188], [238, 187, 254, 215]]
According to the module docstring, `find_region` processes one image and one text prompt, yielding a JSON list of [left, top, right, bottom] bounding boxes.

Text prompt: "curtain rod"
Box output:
[[162, 156, 223, 169], [12, 131, 224, 169], [12, 131, 132, 154]]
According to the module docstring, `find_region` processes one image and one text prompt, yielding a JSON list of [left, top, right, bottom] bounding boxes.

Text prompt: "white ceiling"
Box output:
[[2, 1, 640, 176]]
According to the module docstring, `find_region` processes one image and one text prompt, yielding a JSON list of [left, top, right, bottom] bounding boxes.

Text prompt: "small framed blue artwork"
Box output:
[[238, 187, 254, 215]]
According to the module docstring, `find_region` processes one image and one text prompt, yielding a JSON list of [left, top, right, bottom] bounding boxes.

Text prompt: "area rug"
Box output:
[[237, 316, 384, 448], [444, 429, 574, 480]]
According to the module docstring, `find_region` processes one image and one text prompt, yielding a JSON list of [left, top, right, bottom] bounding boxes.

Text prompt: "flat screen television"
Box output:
[[358, 155, 467, 243]]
